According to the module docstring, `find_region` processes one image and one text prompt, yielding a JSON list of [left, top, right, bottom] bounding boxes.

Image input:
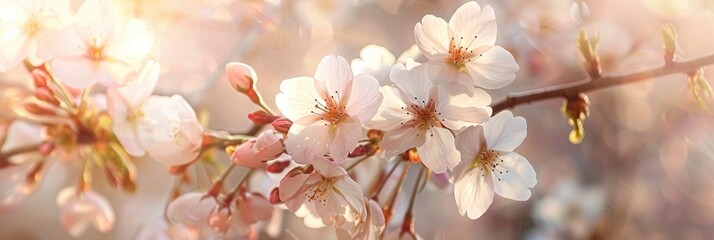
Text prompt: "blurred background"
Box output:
[[2, 0, 714, 239]]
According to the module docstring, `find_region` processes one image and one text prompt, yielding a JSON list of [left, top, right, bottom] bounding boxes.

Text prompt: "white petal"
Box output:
[[366, 86, 409, 131], [414, 15, 450, 59], [416, 128, 460, 173], [380, 127, 425, 158], [345, 73, 382, 123], [284, 124, 331, 164], [75, 0, 116, 30], [314, 54, 353, 96], [98, 58, 135, 87], [275, 76, 322, 123], [454, 126, 484, 166], [464, 46, 519, 89], [389, 64, 434, 105], [115, 60, 160, 106], [438, 87, 492, 130], [492, 152, 536, 201], [454, 167, 494, 220], [105, 19, 155, 65], [333, 176, 367, 218], [483, 110, 527, 152], [328, 117, 363, 164], [448, 2, 497, 47], [51, 58, 97, 88]]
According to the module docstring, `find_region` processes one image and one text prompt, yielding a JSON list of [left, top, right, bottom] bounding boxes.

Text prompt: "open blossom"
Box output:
[[452, 111, 537, 219], [231, 130, 284, 168], [144, 95, 204, 167], [367, 64, 491, 173], [414, 1, 518, 94], [276, 54, 383, 164], [106, 60, 160, 157], [350, 44, 421, 85], [50, 0, 155, 88], [0, 0, 70, 70], [56, 187, 115, 237], [279, 157, 366, 226]]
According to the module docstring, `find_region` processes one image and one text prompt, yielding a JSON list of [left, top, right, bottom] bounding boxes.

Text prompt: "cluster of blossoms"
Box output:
[[0, 0, 537, 239]]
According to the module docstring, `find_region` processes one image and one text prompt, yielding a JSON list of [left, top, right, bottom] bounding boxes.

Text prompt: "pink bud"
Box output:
[[237, 193, 273, 224], [31, 69, 49, 88], [271, 118, 292, 134], [266, 160, 291, 173], [226, 62, 256, 93], [231, 130, 284, 168], [269, 188, 281, 204], [208, 207, 231, 233], [247, 110, 279, 125], [348, 145, 369, 158]]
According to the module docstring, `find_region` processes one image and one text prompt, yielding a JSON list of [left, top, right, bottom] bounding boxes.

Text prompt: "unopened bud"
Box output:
[[662, 23, 677, 65], [271, 118, 292, 134], [34, 88, 59, 106], [576, 29, 601, 79], [208, 207, 231, 233], [31, 69, 49, 88], [23, 103, 54, 115], [348, 145, 369, 158], [561, 93, 590, 144], [266, 160, 291, 173], [269, 187, 281, 204], [226, 62, 262, 104], [248, 110, 279, 125]]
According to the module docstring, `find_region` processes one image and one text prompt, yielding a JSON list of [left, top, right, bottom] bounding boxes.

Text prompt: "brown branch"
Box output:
[[492, 53, 714, 113]]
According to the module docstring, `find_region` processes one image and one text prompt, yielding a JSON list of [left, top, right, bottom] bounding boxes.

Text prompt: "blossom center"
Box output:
[[447, 36, 482, 72], [400, 97, 443, 136], [88, 45, 104, 62], [25, 16, 40, 36], [306, 177, 336, 205], [312, 91, 347, 125], [470, 144, 508, 181]]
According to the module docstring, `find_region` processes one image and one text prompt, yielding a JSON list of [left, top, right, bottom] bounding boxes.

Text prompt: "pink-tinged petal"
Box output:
[[437, 87, 492, 130], [253, 130, 285, 160], [275, 76, 322, 123], [366, 86, 409, 131], [110, 108, 150, 157], [51, 57, 97, 88], [414, 15, 450, 59], [492, 152, 536, 201], [454, 167, 494, 220], [240, 193, 273, 222], [345, 73, 382, 123], [454, 126, 484, 165], [448, 2, 497, 48], [278, 171, 311, 203], [48, 26, 86, 59], [368, 199, 385, 229], [106, 19, 155, 64], [284, 124, 331, 164], [166, 192, 215, 234], [380, 127, 425, 158], [464, 46, 519, 89], [144, 95, 203, 167], [314, 54, 353, 96], [311, 156, 347, 178], [333, 176, 366, 219], [389, 64, 434, 105], [115, 60, 160, 106], [98, 59, 135, 87], [484, 110, 527, 152], [75, 0, 116, 31], [57, 187, 116, 237], [328, 116, 363, 164], [416, 128, 460, 173], [226, 62, 257, 91], [231, 140, 264, 168]]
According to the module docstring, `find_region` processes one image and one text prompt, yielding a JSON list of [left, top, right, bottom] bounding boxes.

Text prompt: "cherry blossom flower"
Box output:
[[143, 95, 203, 167], [50, 0, 155, 88], [0, 0, 70, 70], [231, 130, 284, 168], [350, 44, 421, 85], [452, 110, 537, 219], [530, 178, 605, 239], [166, 192, 219, 239], [106, 60, 160, 157], [367, 64, 491, 173], [276, 54, 382, 164], [278, 157, 366, 226], [56, 187, 115, 237], [336, 198, 385, 240], [414, 1, 518, 94]]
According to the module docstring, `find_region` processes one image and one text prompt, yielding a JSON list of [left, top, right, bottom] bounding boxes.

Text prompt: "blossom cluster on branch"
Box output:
[[0, 0, 712, 239]]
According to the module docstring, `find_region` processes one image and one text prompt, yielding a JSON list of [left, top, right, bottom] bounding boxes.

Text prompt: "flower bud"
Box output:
[[266, 160, 291, 173], [23, 102, 54, 115], [269, 188, 281, 204], [576, 29, 601, 79], [247, 110, 279, 125], [31, 69, 49, 89], [662, 23, 677, 65], [271, 118, 292, 134], [348, 145, 369, 158], [561, 93, 590, 144], [231, 130, 284, 168], [208, 207, 231, 233], [226, 62, 256, 93], [34, 88, 59, 106]]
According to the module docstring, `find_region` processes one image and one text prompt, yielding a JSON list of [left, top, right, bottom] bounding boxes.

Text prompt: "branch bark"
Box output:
[[491, 53, 714, 113]]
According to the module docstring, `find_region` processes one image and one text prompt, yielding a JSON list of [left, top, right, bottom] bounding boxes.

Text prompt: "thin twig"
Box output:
[[491, 52, 714, 113]]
